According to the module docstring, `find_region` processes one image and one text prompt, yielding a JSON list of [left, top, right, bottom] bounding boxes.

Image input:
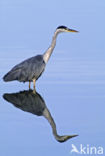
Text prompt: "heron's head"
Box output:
[[56, 25, 78, 33], [55, 134, 78, 143]]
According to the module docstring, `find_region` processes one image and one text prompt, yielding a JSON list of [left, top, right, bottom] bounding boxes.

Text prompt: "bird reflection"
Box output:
[[3, 90, 78, 143]]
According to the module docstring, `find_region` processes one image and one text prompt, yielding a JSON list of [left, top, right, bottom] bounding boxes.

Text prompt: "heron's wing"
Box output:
[[11, 61, 26, 71], [11, 55, 44, 72], [3, 55, 45, 82], [3, 58, 29, 81], [3, 67, 23, 81]]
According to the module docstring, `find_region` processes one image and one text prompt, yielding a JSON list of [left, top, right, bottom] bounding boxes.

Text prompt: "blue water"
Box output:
[[0, 50, 105, 156], [0, 0, 105, 155]]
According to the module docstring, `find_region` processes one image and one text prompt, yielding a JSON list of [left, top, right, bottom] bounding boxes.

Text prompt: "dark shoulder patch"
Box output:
[[35, 55, 43, 61]]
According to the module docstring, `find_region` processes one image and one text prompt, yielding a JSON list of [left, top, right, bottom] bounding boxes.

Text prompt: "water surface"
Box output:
[[0, 50, 105, 156]]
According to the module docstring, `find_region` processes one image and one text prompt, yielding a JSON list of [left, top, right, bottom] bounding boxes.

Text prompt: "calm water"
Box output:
[[0, 51, 105, 156]]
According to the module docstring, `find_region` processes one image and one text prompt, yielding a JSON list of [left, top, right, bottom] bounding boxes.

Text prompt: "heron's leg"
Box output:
[[29, 81, 31, 89], [33, 79, 36, 90]]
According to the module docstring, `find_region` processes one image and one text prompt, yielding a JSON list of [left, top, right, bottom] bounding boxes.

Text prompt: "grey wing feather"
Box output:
[[3, 55, 46, 82], [3, 68, 22, 81]]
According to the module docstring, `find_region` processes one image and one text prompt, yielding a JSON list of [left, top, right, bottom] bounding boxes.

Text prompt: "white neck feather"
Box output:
[[43, 30, 60, 64]]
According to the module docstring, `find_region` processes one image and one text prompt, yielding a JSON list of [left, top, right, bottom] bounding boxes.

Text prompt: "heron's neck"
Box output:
[[43, 31, 59, 64], [43, 108, 58, 136], [43, 108, 70, 142]]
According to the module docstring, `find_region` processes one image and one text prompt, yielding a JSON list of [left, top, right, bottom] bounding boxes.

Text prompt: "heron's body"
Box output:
[[4, 55, 45, 82], [3, 26, 78, 89]]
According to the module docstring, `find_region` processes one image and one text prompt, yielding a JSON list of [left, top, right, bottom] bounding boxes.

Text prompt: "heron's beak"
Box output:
[[67, 28, 79, 33]]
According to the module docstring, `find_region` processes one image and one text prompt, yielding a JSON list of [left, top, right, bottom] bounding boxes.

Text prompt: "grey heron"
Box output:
[[3, 90, 78, 142], [3, 26, 78, 89]]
